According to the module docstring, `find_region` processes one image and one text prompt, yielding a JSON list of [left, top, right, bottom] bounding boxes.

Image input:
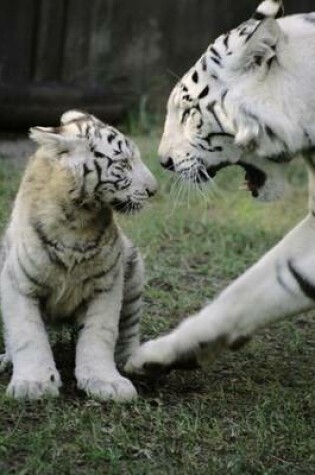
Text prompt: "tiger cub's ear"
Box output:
[[238, 18, 282, 72], [29, 126, 79, 154]]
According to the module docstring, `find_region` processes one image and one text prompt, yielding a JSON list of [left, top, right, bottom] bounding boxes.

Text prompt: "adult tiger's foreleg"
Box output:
[[126, 214, 315, 375]]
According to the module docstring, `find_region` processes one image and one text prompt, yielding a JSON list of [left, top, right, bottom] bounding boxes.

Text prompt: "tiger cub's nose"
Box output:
[[146, 187, 156, 197]]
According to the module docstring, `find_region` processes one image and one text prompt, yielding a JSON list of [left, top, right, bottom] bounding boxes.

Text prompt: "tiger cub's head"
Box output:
[[158, 0, 287, 202], [30, 110, 158, 213]]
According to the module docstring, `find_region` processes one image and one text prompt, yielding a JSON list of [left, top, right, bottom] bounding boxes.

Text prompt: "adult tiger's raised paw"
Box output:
[[124, 337, 176, 376], [125, 335, 201, 377]]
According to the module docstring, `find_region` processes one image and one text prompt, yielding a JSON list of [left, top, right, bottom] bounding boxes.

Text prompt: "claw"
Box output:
[[140, 351, 201, 379]]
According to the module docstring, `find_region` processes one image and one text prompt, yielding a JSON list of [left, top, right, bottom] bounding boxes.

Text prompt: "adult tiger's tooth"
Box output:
[[239, 183, 249, 190]]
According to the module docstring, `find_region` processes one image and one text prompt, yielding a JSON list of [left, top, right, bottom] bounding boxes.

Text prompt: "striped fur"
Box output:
[[158, 0, 315, 202], [0, 110, 157, 401], [253, 0, 283, 20], [126, 2, 315, 377]]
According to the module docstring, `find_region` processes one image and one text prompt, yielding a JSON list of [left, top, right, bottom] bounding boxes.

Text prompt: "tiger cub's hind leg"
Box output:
[[115, 247, 144, 368]]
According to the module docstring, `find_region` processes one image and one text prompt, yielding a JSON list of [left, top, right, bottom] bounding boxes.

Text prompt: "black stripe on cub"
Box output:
[[123, 292, 142, 306], [119, 311, 141, 332], [18, 254, 48, 291]]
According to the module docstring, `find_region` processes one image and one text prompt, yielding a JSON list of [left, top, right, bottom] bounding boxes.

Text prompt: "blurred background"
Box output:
[[0, 0, 313, 130]]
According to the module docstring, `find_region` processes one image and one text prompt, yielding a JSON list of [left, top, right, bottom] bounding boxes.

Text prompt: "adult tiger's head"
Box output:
[[30, 110, 158, 213], [159, 0, 289, 202]]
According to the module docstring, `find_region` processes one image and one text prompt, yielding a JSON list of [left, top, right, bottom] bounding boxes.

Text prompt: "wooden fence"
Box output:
[[0, 0, 313, 128]]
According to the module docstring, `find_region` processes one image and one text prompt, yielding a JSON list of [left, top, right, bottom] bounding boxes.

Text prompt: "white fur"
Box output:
[[125, 5, 315, 375], [256, 0, 282, 18], [158, 10, 315, 202], [0, 111, 157, 400]]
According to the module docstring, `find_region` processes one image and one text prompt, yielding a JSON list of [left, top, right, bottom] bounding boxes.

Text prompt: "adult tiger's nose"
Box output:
[[160, 156, 175, 172]]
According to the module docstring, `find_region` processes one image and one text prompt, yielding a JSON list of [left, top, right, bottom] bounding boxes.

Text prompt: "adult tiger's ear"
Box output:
[[60, 110, 87, 125], [29, 126, 79, 154], [238, 18, 282, 72]]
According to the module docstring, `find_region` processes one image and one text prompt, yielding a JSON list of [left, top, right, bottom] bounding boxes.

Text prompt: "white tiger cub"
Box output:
[[126, 1, 315, 375], [0, 110, 157, 400]]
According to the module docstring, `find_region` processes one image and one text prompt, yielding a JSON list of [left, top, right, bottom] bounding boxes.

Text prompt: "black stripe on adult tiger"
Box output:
[[125, 1, 315, 379]]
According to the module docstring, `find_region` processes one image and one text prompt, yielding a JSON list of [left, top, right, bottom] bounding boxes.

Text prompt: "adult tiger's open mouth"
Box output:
[[193, 161, 231, 184], [238, 162, 267, 198], [203, 161, 267, 198]]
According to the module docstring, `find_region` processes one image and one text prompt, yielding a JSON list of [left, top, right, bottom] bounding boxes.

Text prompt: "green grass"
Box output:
[[0, 131, 314, 475]]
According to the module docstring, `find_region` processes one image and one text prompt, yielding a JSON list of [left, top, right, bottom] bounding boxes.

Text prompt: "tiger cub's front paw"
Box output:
[[7, 371, 61, 400], [77, 373, 138, 402]]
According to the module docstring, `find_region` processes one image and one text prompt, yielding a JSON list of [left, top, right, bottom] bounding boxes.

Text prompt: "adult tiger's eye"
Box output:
[[94, 151, 105, 158], [122, 159, 132, 170]]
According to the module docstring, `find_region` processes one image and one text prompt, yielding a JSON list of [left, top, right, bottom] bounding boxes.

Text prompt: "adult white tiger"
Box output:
[[0, 110, 157, 400], [126, 0, 315, 375]]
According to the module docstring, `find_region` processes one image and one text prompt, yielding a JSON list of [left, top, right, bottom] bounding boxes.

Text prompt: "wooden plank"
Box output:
[[0, 83, 132, 128], [62, 0, 92, 84], [88, 0, 113, 84], [32, 0, 67, 81], [0, 0, 37, 83], [0, 0, 314, 130]]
